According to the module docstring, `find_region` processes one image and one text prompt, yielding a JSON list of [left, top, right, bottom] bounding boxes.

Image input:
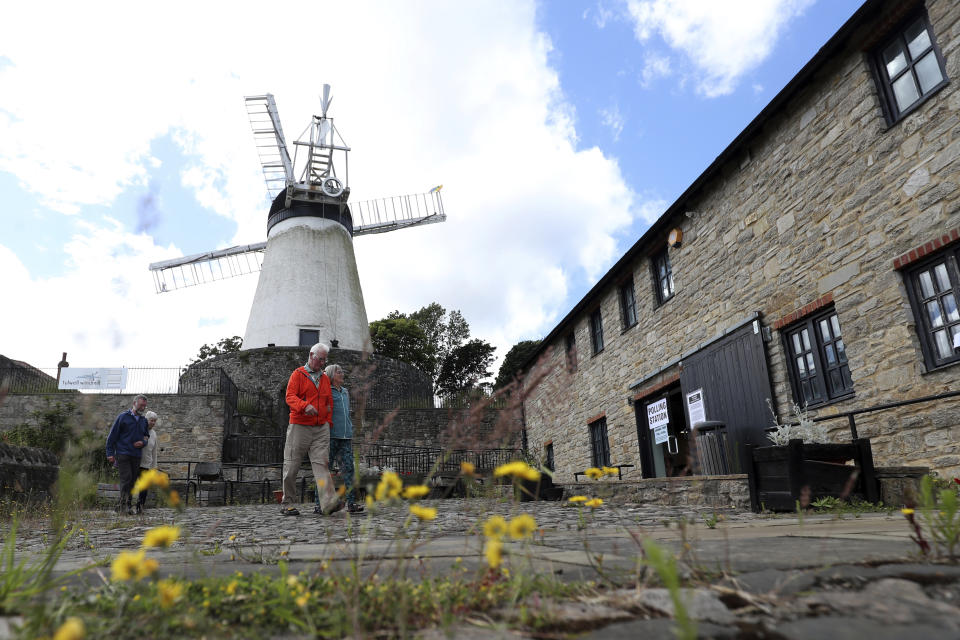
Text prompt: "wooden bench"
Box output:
[[573, 464, 634, 482]]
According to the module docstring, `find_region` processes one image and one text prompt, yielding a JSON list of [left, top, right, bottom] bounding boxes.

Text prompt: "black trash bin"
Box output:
[[693, 421, 730, 475]]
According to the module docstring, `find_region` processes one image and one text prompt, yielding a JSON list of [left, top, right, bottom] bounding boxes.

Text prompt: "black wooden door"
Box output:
[[679, 319, 774, 473]]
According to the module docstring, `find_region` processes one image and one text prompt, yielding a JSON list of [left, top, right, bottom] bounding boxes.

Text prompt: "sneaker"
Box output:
[[313, 505, 323, 515], [280, 506, 300, 517], [135, 505, 143, 515], [324, 500, 345, 516], [347, 502, 364, 514]]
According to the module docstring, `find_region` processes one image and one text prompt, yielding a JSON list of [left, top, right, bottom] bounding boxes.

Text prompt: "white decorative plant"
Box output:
[[765, 399, 828, 445]]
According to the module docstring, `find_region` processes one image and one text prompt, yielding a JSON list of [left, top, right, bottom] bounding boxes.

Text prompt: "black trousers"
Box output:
[[116, 454, 140, 509], [136, 467, 155, 508]]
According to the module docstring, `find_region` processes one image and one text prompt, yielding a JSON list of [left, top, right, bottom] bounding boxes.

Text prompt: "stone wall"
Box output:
[[359, 406, 521, 449], [560, 475, 752, 510], [523, 0, 960, 483], [181, 346, 433, 410], [0, 393, 225, 465], [0, 443, 59, 500]]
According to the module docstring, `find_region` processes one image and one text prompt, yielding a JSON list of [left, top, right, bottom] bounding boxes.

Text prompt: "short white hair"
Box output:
[[324, 364, 342, 379], [144, 411, 159, 424], [309, 342, 330, 357]]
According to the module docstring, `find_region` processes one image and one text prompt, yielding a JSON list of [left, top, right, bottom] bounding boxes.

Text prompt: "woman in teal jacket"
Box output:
[[316, 364, 364, 514]]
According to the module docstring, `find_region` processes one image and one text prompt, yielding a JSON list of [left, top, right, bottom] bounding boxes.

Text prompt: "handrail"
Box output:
[[808, 389, 960, 440]]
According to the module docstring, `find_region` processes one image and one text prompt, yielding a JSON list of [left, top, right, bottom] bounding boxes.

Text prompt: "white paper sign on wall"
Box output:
[[686, 388, 706, 427], [652, 423, 669, 445]]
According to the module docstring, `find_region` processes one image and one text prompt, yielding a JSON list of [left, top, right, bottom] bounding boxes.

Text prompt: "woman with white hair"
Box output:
[[136, 411, 160, 514], [317, 363, 363, 514]]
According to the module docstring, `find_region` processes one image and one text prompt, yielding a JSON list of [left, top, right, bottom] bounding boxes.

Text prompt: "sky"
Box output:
[[0, 0, 864, 375]]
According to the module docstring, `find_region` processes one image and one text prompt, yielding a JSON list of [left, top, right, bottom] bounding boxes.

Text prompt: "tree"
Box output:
[[369, 317, 435, 375], [435, 339, 496, 397], [370, 303, 497, 394], [189, 336, 243, 366], [494, 339, 542, 389]]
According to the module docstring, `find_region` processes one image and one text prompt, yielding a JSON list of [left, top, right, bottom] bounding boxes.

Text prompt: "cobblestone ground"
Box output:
[[6, 500, 960, 639]]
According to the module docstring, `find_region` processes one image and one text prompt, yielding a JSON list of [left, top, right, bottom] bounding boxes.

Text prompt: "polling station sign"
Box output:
[[646, 398, 669, 445]]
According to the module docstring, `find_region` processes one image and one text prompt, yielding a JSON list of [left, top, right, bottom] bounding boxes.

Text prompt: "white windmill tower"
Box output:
[[148, 86, 446, 351]]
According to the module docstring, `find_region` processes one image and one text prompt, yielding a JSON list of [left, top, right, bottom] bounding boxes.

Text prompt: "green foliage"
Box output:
[[435, 339, 496, 397], [642, 538, 697, 640], [494, 339, 542, 389], [189, 335, 243, 366], [369, 316, 435, 375], [916, 474, 960, 560], [371, 303, 496, 396], [1, 402, 75, 455]]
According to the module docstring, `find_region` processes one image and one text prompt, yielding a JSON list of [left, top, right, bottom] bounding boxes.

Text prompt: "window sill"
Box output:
[[921, 356, 960, 375], [654, 295, 674, 310], [620, 322, 637, 335], [591, 348, 605, 359], [796, 391, 856, 411]]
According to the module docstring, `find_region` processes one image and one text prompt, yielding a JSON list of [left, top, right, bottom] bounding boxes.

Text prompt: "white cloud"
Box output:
[[640, 53, 672, 88], [599, 103, 625, 142], [625, 0, 814, 97], [0, 1, 649, 372]]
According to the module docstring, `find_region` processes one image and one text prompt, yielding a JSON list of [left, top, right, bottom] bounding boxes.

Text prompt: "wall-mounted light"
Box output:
[[668, 227, 683, 248]]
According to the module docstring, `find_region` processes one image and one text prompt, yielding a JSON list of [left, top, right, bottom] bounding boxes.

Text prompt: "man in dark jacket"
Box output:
[[106, 394, 149, 515]]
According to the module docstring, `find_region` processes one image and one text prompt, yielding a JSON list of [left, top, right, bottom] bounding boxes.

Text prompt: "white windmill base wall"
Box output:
[[243, 217, 371, 351]]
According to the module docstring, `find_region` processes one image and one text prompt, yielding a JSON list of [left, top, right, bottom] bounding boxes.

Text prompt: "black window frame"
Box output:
[[652, 249, 675, 305], [545, 443, 555, 471], [870, 9, 949, 127], [589, 308, 604, 356], [782, 307, 854, 408], [564, 332, 578, 372], [903, 246, 960, 371], [619, 277, 638, 330], [588, 417, 610, 467], [299, 329, 320, 347]]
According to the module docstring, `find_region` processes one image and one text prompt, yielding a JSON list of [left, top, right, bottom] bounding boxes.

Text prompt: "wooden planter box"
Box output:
[[746, 438, 879, 513]]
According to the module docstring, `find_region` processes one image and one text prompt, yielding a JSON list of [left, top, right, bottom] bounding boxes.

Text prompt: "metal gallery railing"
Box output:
[[0, 367, 226, 395]]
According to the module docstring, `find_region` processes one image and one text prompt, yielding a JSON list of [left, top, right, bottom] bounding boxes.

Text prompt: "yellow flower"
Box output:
[[133, 594, 141, 601], [601, 466, 619, 476], [142, 525, 180, 549], [53, 617, 85, 640], [226, 580, 238, 595], [460, 461, 476, 476], [584, 467, 603, 480], [484, 538, 503, 568], [286, 575, 299, 587], [483, 515, 508, 539], [901, 508, 915, 515], [111, 550, 144, 582], [229, 535, 236, 542], [137, 556, 159, 580], [365, 495, 374, 509], [158, 579, 183, 608], [403, 485, 430, 499], [508, 514, 537, 540], [568, 495, 588, 503], [296, 594, 309, 608], [493, 461, 541, 482], [280, 550, 289, 557], [167, 490, 181, 507], [409, 504, 437, 521], [132, 469, 171, 495], [374, 471, 403, 501], [585, 498, 603, 508]]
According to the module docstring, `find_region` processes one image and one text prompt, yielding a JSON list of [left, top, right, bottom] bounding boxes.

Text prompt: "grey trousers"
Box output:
[[281, 423, 338, 512]]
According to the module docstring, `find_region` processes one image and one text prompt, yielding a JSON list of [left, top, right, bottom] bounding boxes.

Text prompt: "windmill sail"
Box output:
[[149, 243, 266, 293], [245, 95, 293, 199], [352, 189, 447, 236]]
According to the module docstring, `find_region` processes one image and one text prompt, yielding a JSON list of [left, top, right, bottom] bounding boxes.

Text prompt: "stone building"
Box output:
[[521, 0, 960, 483]]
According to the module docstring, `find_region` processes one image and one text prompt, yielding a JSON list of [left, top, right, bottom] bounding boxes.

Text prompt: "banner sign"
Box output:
[[58, 367, 127, 391]]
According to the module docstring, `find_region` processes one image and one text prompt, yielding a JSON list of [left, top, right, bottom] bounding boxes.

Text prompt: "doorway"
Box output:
[[634, 382, 692, 478]]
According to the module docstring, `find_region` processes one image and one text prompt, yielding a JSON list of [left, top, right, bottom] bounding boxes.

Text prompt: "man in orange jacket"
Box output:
[[280, 342, 343, 516]]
